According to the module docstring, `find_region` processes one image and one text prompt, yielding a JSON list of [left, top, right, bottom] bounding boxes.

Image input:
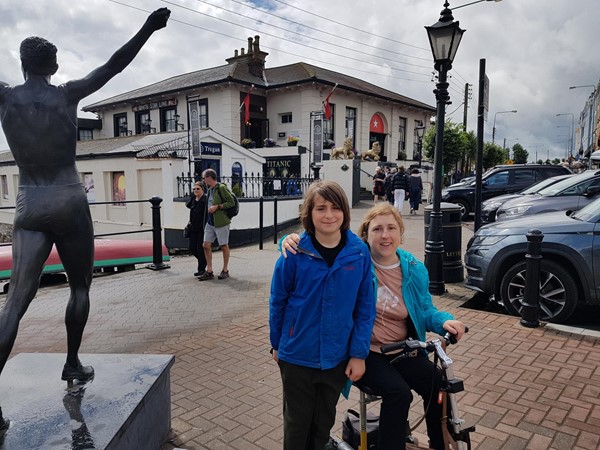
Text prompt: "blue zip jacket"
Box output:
[[373, 248, 454, 343], [270, 230, 375, 370]]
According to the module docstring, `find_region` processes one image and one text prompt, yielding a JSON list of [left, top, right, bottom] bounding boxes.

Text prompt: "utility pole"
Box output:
[[463, 83, 471, 130]]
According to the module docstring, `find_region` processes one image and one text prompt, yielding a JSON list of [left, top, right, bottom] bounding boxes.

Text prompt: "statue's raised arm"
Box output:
[[64, 8, 170, 102]]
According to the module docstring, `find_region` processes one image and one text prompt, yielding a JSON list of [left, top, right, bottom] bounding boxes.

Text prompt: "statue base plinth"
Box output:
[[0, 353, 174, 449]]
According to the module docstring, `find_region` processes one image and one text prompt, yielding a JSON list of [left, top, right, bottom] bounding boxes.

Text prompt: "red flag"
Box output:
[[242, 85, 254, 125], [323, 84, 338, 120]]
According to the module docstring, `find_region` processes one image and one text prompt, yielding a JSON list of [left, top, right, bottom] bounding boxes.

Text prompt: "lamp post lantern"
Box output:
[[492, 110, 517, 144], [424, 1, 465, 295], [415, 124, 425, 168]]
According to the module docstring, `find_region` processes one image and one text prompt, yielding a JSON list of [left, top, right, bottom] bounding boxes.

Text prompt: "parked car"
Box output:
[[464, 197, 600, 323], [441, 164, 571, 219], [496, 170, 600, 221], [481, 174, 573, 223]]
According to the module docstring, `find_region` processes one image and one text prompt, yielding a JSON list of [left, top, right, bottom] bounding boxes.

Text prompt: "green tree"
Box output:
[[552, 158, 561, 165], [512, 143, 528, 164], [482, 142, 506, 169], [423, 121, 469, 173], [537, 159, 544, 165]]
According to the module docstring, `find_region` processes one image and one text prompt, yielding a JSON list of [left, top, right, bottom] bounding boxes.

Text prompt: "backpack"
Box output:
[[218, 183, 239, 219]]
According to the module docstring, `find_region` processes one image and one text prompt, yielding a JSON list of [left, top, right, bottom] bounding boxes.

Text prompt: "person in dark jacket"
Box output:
[[186, 181, 207, 277], [384, 167, 395, 205], [392, 166, 409, 214], [408, 168, 423, 215]]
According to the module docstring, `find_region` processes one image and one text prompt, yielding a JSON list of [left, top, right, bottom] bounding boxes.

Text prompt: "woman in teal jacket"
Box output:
[[270, 180, 375, 450], [356, 203, 465, 450]]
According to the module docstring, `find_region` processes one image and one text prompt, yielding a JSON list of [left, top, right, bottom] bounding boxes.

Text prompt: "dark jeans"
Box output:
[[357, 351, 444, 450], [279, 359, 347, 450], [409, 188, 422, 211], [189, 228, 206, 273]]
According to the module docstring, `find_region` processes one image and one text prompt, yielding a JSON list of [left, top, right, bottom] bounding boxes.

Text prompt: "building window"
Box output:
[[136, 112, 152, 134], [78, 128, 93, 141], [1, 175, 8, 200], [111, 171, 126, 206], [81, 173, 95, 202], [114, 113, 128, 137], [398, 116, 407, 160], [345, 107, 356, 149], [324, 104, 335, 141], [198, 100, 208, 128], [160, 107, 177, 132], [280, 113, 292, 124]]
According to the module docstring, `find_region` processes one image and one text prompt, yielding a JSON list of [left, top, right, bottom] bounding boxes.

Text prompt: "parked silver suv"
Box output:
[[464, 196, 600, 323]]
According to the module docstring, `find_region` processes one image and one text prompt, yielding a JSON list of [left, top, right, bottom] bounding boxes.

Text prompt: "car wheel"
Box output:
[[453, 199, 470, 220], [500, 260, 578, 323]]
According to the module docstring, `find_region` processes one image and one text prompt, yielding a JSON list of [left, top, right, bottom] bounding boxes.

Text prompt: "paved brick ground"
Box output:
[[1, 201, 599, 449]]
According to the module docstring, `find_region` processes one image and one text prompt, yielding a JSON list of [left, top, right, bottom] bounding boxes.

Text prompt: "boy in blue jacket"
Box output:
[[270, 180, 375, 450]]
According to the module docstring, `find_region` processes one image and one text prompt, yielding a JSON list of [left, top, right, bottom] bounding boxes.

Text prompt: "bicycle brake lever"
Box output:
[[390, 349, 419, 365]]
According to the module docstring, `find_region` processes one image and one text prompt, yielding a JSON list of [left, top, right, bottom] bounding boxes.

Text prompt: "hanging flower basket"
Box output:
[[287, 136, 299, 147]]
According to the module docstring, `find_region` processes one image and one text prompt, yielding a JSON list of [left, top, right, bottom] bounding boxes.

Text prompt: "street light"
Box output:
[[556, 125, 571, 160], [569, 85, 596, 91], [503, 137, 518, 160], [556, 113, 574, 160], [415, 124, 425, 168], [492, 110, 517, 144], [453, 0, 502, 9], [424, 1, 465, 295]]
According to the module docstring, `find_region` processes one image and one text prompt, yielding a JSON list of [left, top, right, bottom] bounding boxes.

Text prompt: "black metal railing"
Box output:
[[176, 172, 314, 199]]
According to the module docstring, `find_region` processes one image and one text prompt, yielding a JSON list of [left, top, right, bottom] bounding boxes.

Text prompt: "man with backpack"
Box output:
[[198, 169, 236, 281]]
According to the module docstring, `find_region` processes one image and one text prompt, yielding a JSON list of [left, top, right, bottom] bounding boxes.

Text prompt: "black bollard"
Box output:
[[520, 229, 543, 328], [259, 197, 264, 250], [273, 197, 278, 244], [147, 196, 170, 270]]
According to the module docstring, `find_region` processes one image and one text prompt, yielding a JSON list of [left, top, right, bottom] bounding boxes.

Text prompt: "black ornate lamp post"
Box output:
[[415, 125, 425, 168], [425, 1, 465, 295]]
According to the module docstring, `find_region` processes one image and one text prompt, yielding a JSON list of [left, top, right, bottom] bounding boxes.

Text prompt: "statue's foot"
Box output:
[[61, 363, 94, 382]]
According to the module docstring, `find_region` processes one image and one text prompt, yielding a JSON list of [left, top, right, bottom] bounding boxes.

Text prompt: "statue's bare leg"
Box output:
[[0, 227, 54, 428], [55, 208, 94, 382]]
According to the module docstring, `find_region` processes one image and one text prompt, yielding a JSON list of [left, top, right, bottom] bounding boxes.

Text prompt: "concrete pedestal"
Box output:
[[0, 353, 174, 450]]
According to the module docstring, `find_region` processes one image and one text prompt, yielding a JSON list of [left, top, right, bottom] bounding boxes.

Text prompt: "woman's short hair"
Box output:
[[20, 37, 59, 76], [300, 180, 350, 234], [358, 203, 405, 244]]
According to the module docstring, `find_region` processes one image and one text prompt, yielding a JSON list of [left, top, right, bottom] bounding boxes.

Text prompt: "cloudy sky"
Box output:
[[0, 0, 597, 161]]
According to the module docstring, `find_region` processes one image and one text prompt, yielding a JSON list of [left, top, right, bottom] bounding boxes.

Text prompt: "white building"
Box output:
[[0, 36, 434, 249]]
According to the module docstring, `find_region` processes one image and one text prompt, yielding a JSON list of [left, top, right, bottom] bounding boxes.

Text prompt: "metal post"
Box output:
[[259, 196, 264, 250], [520, 229, 543, 328], [474, 58, 486, 232], [273, 197, 278, 244], [147, 196, 170, 270], [425, 62, 449, 295]]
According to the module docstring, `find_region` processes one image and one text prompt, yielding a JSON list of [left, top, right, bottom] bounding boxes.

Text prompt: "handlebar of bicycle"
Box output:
[[380, 326, 469, 355]]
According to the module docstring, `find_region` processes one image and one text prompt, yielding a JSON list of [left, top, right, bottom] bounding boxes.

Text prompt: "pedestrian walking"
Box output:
[[186, 181, 207, 277], [408, 168, 423, 215], [392, 166, 409, 214]]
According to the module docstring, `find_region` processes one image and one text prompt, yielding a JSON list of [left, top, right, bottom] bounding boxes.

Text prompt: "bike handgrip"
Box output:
[[447, 326, 469, 345], [380, 341, 407, 354]]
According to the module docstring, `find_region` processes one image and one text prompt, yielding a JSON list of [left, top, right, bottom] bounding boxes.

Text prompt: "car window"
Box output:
[[514, 169, 536, 185], [561, 177, 600, 195], [485, 170, 509, 186], [572, 196, 600, 221], [538, 172, 594, 196]]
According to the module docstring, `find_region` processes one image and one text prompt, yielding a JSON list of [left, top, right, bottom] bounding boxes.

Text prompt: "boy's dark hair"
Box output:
[[300, 180, 350, 234], [20, 37, 59, 76]]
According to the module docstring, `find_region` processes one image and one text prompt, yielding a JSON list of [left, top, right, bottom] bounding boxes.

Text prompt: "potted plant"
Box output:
[[323, 139, 335, 149], [263, 137, 276, 148], [241, 138, 255, 149], [287, 136, 300, 147]]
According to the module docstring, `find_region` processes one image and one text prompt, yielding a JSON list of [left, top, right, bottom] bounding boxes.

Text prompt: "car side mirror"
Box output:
[[585, 186, 600, 196]]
